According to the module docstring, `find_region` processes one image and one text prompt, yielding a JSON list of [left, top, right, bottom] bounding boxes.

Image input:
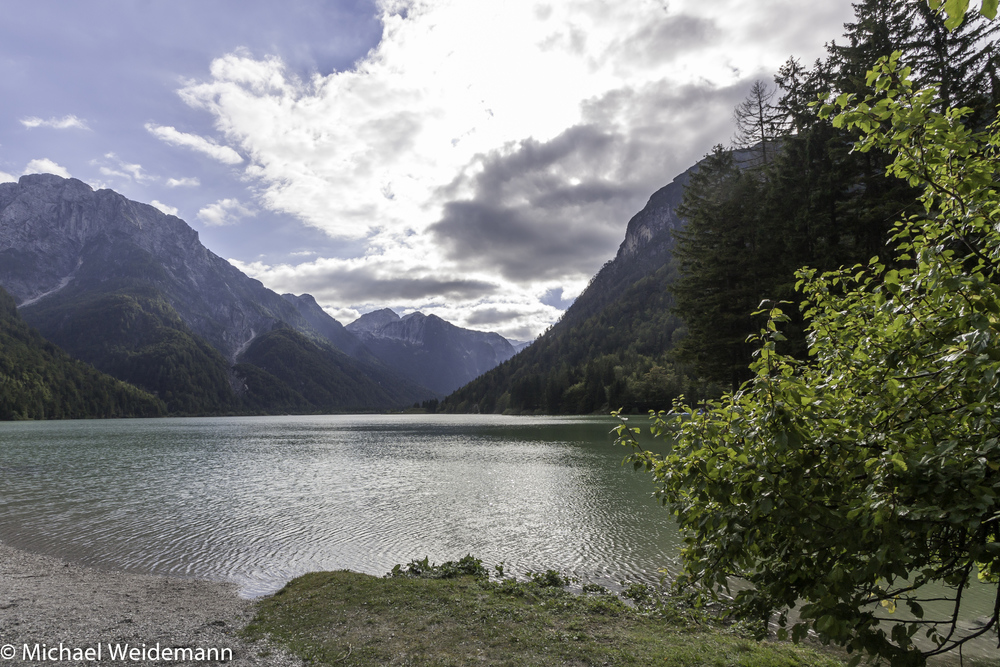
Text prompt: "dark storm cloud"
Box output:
[[611, 15, 719, 68], [465, 308, 524, 326], [286, 264, 499, 302], [430, 79, 752, 284], [432, 198, 625, 282], [430, 124, 644, 282]]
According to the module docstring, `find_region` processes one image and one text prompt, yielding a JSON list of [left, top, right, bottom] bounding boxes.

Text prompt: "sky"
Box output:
[[0, 0, 856, 340]]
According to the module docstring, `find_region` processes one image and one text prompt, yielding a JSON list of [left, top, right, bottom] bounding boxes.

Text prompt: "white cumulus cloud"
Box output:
[[166, 177, 200, 187], [95, 153, 154, 184], [20, 115, 89, 130], [23, 158, 71, 178], [0, 171, 16, 183], [145, 123, 243, 165], [151, 200, 179, 216], [198, 198, 255, 226]]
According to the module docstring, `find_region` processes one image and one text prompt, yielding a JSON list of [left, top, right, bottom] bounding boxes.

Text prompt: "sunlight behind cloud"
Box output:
[[171, 0, 853, 336]]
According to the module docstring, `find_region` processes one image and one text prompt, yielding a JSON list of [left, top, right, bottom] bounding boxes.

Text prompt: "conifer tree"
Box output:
[[672, 147, 766, 390], [732, 80, 785, 165]]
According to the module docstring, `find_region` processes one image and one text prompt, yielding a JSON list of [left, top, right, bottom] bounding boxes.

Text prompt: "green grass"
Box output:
[[243, 559, 845, 667]]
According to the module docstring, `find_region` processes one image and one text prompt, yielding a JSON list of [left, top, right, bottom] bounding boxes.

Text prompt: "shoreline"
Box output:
[[0, 541, 300, 665]]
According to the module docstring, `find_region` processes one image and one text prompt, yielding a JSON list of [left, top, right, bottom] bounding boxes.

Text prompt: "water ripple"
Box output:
[[0, 415, 680, 597]]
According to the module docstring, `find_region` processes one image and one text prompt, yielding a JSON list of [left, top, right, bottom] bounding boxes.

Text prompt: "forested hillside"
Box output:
[[441, 165, 719, 414], [443, 0, 999, 414], [0, 287, 165, 419]]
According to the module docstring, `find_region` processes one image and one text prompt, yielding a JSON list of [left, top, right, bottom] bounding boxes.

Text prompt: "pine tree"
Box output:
[[671, 147, 767, 390]]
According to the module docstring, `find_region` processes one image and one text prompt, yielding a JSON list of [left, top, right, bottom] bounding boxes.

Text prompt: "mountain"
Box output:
[[440, 161, 719, 415], [346, 309, 518, 396], [0, 285, 165, 420], [0, 174, 432, 414]]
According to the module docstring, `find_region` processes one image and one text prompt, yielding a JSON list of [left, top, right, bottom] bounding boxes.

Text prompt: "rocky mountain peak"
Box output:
[[346, 308, 401, 334]]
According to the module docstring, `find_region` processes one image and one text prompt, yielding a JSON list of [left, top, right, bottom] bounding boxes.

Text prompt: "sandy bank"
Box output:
[[0, 542, 300, 665]]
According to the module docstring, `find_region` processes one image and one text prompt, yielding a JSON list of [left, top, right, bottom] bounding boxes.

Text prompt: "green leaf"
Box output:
[[944, 0, 972, 28]]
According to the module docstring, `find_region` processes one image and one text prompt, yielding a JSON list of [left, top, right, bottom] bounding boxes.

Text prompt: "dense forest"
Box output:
[[0, 286, 165, 419], [444, 0, 1000, 414], [672, 0, 1000, 390]]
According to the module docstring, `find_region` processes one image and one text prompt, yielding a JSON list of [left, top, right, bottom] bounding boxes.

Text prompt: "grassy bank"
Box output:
[[243, 558, 844, 666]]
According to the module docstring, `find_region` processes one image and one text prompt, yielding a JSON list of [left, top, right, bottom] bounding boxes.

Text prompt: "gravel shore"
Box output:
[[0, 542, 301, 666]]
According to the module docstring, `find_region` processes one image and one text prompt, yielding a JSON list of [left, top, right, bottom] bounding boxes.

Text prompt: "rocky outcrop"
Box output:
[[345, 308, 402, 335], [281, 293, 366, 358]]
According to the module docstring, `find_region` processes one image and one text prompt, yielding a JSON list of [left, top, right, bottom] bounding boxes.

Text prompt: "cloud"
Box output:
[[166, 177, 200, 187], [20, 115, 89, 130], [94, 153, 154, 184], [465, 307, 523, 326], [150, 200, 179, 216], [0, 171, 16, 183], [145, 123, 243, 165], [230, 250, 566, 339], [23, 158, 71, 178], [197, 198, 255, 226], [233, 256, 498, 302], [177, 0, 853, 336]]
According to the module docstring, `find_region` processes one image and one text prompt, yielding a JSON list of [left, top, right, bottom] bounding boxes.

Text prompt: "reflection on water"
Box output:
[[0, 414, 680, 597]]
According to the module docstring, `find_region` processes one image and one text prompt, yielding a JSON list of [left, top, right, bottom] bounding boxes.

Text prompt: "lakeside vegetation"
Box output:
[[244, 557, 845, 667], [616, 3, 1000, 665]]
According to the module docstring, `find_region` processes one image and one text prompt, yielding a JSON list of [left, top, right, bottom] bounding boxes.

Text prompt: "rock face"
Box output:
[[280, 293, 366, 358], [0, 174, 433, 413], [347, 310, 517, 396], [614, 165, 694, 262], [0, 175, 361, 361], [346, 308, 403, 335]]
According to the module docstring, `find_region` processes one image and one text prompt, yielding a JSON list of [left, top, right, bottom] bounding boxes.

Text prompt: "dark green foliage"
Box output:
[[671, 148, 772, 389], [619, 50, 1000, 667], [388, 555, 489, 580], [236, 326, 431, 413], [0, 287, 165, 420], [22, 286, 240, 415]]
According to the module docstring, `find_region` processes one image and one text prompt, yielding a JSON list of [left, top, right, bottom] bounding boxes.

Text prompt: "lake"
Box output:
[[0, 414, 680, 597]]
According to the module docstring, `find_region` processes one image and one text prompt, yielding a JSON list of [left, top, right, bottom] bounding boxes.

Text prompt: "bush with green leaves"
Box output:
[[617, 54, 999, 666]]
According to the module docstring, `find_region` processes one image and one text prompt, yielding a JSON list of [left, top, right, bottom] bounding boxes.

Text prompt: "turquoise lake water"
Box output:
[[0, 414, 681, 597]]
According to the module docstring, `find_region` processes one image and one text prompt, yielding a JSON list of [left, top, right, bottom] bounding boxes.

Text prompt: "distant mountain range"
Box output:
[[0, 174, 517, 416], [346, 308, 517, 395]]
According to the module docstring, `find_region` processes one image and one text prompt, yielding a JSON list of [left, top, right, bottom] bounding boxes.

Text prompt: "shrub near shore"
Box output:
[[243, 556, 844, 666]]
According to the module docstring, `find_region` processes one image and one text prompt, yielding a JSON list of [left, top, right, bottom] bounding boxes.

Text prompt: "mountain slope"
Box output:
[[235, 326, 432, 412], [0, 286, 165, 420], [440, 163, 718, 414], [346, 309, 517, 396], [0, 174, 430, 413]]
